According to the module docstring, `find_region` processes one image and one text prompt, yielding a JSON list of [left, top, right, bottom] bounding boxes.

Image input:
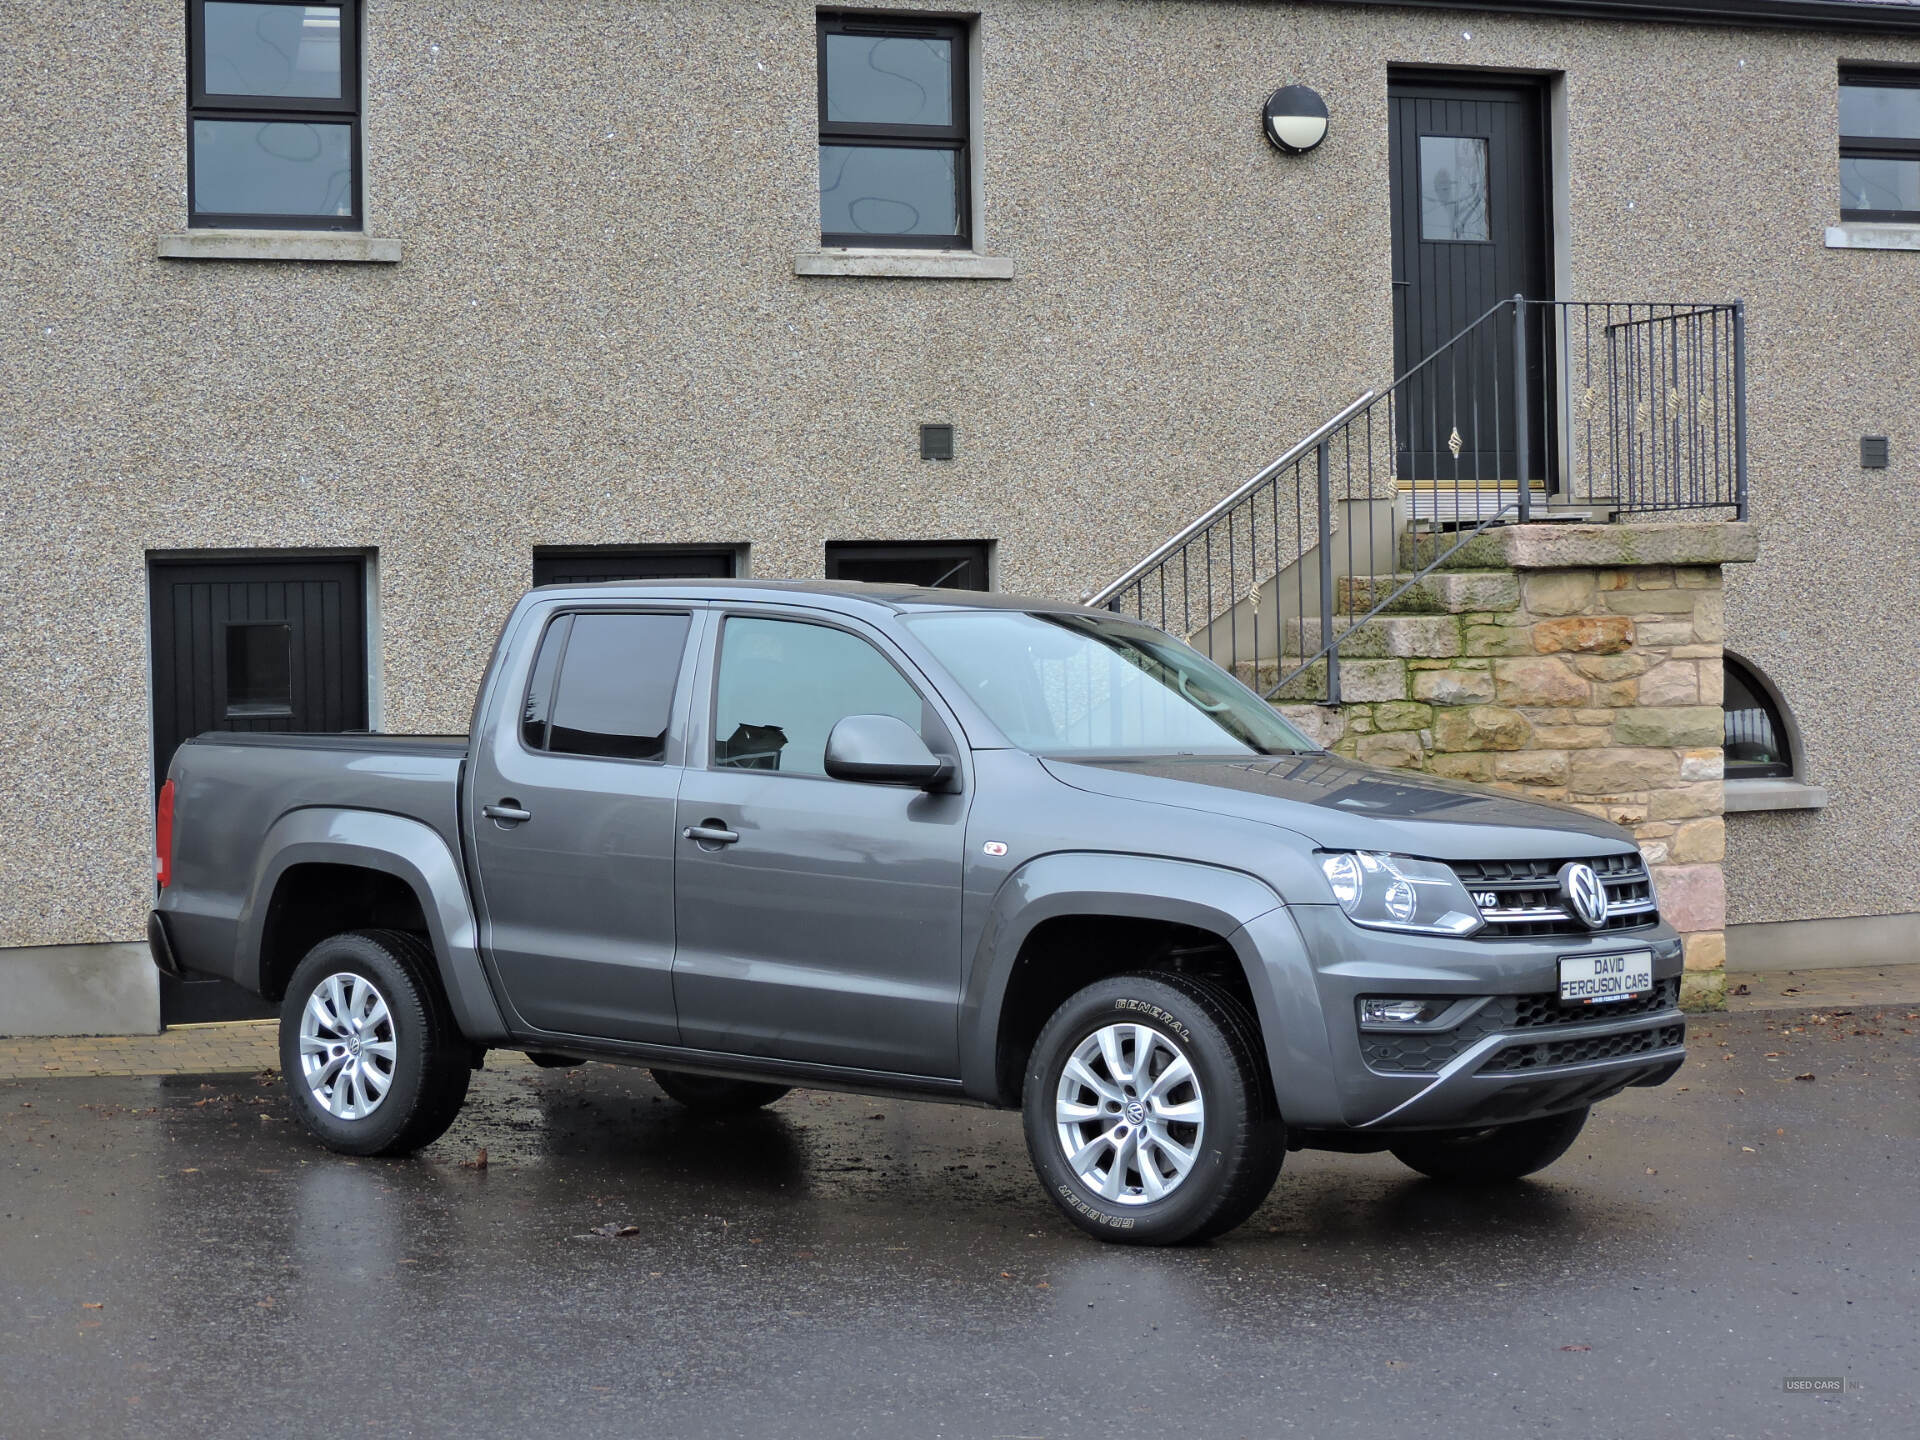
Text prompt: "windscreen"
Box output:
[[903, 610, 1316, 758]]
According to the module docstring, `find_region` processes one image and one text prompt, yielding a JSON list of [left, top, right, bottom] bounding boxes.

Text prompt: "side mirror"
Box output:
[[824, 714, 955, 789]]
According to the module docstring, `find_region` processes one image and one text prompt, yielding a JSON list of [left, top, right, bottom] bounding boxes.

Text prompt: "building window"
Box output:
[[825, 541, 990, 591], [1839, 68, 1920, 222], [1723, 656, 1794, 779], [531, 547, 740, 587], [188, 1, 361, 229], [816, 12, 970, 250]]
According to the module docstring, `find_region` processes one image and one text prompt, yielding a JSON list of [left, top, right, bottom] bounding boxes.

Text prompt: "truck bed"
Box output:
[[161, 732, 471, 989]]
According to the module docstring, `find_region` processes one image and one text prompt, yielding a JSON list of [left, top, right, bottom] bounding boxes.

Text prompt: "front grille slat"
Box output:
[[1455, 852, 1661, 939]]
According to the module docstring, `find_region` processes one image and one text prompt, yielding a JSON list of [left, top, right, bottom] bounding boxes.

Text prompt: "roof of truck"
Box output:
[[527, 578, 1112, 616]]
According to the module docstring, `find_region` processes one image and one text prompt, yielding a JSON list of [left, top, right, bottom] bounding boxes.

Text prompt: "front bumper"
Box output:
[[1245, 903, 1686, 1133]]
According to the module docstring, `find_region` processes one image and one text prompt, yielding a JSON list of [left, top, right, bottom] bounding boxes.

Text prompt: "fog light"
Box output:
[[1360, 998, 1452, 1028]]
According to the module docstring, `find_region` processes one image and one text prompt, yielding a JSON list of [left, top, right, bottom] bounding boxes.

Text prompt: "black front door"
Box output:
[[1389, 74, 1551, 487], [149, 554, 368, 1022]]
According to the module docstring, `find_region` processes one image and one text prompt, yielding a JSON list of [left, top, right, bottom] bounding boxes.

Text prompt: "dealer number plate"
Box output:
[[1558, 950, 1654, 1005]]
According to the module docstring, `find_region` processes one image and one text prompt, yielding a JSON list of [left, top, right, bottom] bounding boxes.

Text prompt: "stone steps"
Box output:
[[1335, 569, 1521, 617], [1397, 527, 1517, 573]]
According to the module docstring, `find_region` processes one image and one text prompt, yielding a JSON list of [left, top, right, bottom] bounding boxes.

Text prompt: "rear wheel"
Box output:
[[277, 929, 472, 1157], [1022, 972, 1284, 1245], [649, 1069, 792, 1113], [1388, 1107, 1590, 1184]]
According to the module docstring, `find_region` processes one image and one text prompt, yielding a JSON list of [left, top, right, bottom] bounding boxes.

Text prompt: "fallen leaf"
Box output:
[[81, 1303, 103, 1310], [1793, 1073, 1816, 1082], [1561, 1344, 1591, 1352], [1741, 1146, 1756, 1153], [462, 1149, 488, 1170], [1731, 983, 1751, 996]]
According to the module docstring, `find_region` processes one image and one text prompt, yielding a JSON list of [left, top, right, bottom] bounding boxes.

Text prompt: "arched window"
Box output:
[[1723, 656, 1794, 779]]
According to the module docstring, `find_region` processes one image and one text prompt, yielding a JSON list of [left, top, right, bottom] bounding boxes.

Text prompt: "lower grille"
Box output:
[[1481, 1023, 1686, 1073], [1505, 978, 1681, 1027]]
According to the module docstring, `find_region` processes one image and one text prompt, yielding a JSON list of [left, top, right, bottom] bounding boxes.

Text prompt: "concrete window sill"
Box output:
[[1724, 778, 1829, 812], [793, 248, 1014, 280], [1825, 222, 1920, 252], [156, 230, 402, 264]]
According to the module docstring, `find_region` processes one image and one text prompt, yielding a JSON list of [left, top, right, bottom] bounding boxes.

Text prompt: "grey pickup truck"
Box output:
[[152, 580, 1686, 1244]]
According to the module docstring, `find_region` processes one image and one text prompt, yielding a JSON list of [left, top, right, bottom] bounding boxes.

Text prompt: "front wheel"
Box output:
[[1388, 1107, 1590, 1184], [1023, 972, 1284, 1245], [278, 929, 472, 1157]]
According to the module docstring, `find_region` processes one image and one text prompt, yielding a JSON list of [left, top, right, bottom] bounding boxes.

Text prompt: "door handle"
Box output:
[[683, 823, 740, 846], [484, 802, 533, 824]]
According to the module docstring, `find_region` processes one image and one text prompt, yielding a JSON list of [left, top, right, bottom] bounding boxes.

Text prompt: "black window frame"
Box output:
[[816, 11, 971, 251], [825, 540, 991, 591], [1723, 655, 1794, 781], [186, 0, 363, 230], [1839, 65, 1920, 223]]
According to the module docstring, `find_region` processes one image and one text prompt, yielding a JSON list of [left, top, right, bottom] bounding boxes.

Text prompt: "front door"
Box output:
[[466, 604, 701, 1045], [671, 611, 968, 1077], [148, 554, 367, 1023], [1389, 74, 1552, 490]]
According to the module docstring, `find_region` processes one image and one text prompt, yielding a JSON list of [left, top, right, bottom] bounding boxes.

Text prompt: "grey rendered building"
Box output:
[[2, 0, 1916, 1033]]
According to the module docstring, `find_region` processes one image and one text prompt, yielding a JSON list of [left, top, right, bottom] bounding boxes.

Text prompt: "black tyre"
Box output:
[[1388, 1106, 1590, 1184], [1022, 972, 1284, 1245], [277, 929, 473, 1157], [650, 1069, 792, 1113]]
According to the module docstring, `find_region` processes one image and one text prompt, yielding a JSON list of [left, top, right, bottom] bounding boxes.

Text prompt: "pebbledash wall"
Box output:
[[2, 0, 1918, 1032]]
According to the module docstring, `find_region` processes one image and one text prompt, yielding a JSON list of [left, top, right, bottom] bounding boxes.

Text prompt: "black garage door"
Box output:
[[149, 555, 368, 1023]]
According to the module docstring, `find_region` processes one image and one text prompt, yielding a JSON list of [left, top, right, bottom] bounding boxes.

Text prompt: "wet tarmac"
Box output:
[[2, 1007, 1914, 1439]]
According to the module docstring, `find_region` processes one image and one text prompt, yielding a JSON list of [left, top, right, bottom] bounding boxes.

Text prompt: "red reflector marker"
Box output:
[[156, 779, 175, 889]]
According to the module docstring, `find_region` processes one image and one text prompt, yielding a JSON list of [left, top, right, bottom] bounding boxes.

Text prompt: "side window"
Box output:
[[188, 1, 363, 229], [713, 617, 929, 777], [520, 612, 691, 761]]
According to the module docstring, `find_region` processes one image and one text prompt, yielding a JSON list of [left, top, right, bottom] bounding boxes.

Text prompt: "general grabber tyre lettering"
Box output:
[[278, 929, 473, 1158], [649, 1070, 792, 1113], [1022, 972, 1285, 1245], [1387, 1106, 1591, 1185]]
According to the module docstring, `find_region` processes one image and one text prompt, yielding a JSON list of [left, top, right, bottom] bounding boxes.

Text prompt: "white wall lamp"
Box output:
[[1263, 85, 1329, 154]]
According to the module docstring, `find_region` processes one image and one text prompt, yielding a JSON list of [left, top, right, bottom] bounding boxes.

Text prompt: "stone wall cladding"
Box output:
[[1279, 524, 1754, 1010]]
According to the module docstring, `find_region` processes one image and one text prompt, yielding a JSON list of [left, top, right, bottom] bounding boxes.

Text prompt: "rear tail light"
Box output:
[[156, 779, 175, 889]]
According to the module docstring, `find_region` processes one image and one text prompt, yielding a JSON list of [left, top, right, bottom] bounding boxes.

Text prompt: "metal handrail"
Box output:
[[1083, 389, 1377, 607]]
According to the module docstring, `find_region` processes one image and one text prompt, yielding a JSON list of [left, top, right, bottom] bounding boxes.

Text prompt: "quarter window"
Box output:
[[713, 617, 931, 777], [187, 1, 361, 228], [521, 612, 692, 762], [1839, 68, 1920, 222], [816, 13, 970, 249]]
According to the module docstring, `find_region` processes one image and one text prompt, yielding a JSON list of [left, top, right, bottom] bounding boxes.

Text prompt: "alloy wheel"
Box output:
[[298, 972, 398, 1121], [1054, 1023, 1206, 1204]]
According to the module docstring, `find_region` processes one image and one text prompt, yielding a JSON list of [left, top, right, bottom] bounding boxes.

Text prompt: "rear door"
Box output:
[[671, 609, 969, 1076], [467, 604, 703, 1044]]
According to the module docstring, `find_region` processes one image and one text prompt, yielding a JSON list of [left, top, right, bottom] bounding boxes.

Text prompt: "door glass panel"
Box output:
[[713, 618, 925, 777], [225, 621, 293, 716], [1419, 135, 1490, 242], [193, 119, 353, 216], [820, 144, 958, 237], [204, 2, 344, 98], [1841, 155, 1920, 213], [545, 613, 691, 761], [823, 33, 953, 125], [1839, 83, 1920, 140]]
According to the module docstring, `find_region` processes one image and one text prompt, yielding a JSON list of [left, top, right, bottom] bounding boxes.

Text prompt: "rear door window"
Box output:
[[521, 611, 692, 761]]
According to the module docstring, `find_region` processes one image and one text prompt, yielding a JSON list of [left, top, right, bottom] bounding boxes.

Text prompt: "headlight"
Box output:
[[1318, 851, 1483, 936]]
